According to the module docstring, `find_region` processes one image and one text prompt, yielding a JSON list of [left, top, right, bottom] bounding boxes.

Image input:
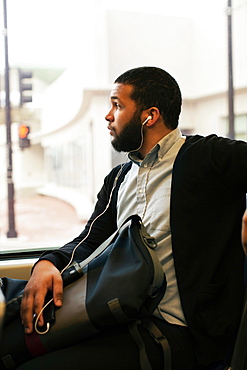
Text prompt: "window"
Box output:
[[221, 114, 247, 141], [0, 0, 246, 255]]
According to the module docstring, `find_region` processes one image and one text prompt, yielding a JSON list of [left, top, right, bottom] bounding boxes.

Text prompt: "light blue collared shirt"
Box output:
[[117, 128, 187, 326]]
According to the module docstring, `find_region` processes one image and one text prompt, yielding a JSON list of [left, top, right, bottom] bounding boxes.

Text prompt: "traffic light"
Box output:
[[18, 124, 30, 149], [18, 69, 32, 106]]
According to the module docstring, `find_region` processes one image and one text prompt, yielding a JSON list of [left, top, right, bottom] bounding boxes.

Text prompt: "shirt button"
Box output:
[[144, 164, 148, 168]]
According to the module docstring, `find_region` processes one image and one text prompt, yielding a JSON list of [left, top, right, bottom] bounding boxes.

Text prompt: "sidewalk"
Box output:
[[0, 195, 86, 251]]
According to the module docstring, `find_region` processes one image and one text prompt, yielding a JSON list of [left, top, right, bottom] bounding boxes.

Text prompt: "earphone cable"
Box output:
[[34, 163, 125, 334], [35, 118, 147, 334]]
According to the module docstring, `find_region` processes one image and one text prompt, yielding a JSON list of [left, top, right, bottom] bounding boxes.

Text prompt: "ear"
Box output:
[[142, 107, 160, 127]]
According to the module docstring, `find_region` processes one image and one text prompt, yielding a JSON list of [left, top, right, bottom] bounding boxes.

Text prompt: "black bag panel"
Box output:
[[1, 278, 27, 327], [86, 217, 166, 328], [1, 278, 27, 302], [39, 276, 100, 352]]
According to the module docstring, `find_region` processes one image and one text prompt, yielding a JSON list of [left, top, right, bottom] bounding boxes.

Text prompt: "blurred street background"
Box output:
[[0, 0, 246, 252], [0, 195, 85, 251]]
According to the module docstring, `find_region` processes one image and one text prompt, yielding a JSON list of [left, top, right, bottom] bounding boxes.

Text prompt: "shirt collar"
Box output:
[[129, 128, 184, 166]]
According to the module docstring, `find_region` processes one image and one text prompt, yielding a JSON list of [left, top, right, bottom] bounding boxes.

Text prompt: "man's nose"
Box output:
[[105, 111, 114, 122]]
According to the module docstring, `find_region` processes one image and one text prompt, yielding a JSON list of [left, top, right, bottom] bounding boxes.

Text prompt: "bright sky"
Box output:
[[0, 0, 231, 69]]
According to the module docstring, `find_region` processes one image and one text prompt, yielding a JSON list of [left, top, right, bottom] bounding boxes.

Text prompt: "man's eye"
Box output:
[[114, 102, 121, 109]]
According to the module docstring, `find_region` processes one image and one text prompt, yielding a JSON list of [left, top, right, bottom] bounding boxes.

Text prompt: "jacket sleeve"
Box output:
[[37, 165, 122, 271], [202, 135, 247, 191]]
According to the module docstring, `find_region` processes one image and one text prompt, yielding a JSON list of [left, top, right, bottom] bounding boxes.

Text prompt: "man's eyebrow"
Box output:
[[110, 96, 123, 104]]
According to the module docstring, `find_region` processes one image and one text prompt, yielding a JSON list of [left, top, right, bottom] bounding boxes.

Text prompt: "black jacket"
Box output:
[[40, 134, 247, 366]]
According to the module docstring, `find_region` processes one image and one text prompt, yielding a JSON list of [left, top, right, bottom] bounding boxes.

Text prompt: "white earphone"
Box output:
[[141, 115, 152, 126]]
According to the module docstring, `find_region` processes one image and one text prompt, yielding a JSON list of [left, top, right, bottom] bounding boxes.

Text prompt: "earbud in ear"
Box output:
[[142, 116, 152, 126]]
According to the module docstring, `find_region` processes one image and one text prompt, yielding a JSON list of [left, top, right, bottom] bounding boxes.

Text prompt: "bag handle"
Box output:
[[78, 214, 141, 270], [62, 214, 160, 290]]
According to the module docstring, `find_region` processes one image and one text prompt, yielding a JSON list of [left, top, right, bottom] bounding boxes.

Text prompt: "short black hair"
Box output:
[[115, 66, 182, 129]]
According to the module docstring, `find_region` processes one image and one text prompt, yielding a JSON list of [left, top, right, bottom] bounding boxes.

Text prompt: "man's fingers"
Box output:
[[21, 293, 36, 334], [21, 288, 46, 334], [33, 292, 47, 327], [20, 260, 63, 334], [52, 274, 63, 308]]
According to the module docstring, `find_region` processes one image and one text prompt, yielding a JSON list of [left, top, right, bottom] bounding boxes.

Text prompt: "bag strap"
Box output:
[[78, 214, 141, 270], [66, 163, 132, 273], [128, 321, 153, 370], [141, 318, 171, 370], [128, 319, 171, 370], [111, 161, 132, 214]]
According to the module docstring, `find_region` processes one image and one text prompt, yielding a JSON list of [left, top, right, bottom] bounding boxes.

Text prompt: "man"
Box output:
[[4, 67, 247, 369]]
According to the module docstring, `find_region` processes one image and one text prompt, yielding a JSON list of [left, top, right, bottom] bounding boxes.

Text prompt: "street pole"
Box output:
[[227, 0, 235, 139], [3, 0, 17, 238]]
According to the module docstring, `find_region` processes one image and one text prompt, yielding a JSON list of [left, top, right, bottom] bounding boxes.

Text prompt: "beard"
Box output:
[[111, 110, 143, 153]]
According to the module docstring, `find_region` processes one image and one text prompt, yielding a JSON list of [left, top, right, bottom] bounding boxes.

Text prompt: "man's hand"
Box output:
[[20, 260, 63, 334], [242, 209, 247, 256]]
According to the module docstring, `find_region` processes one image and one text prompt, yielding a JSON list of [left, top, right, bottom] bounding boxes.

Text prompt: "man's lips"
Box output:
[[107, 125, 115, 136]]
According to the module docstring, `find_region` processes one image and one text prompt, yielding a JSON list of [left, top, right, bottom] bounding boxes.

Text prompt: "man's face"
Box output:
[[105, 83, 143, 152]]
